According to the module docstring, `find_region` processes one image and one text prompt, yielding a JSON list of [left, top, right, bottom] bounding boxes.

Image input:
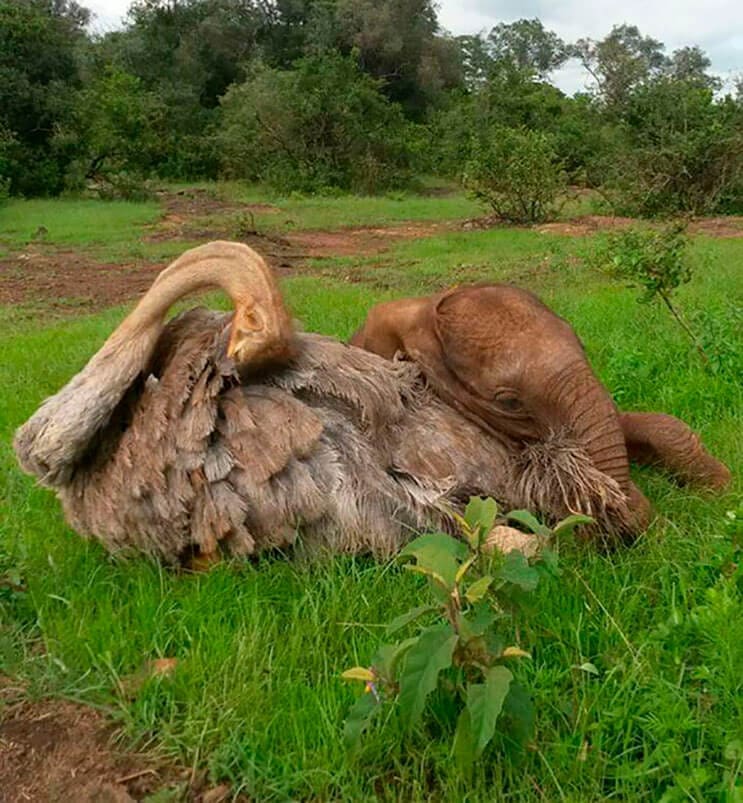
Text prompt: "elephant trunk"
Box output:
[[545, 361, 631, 494]]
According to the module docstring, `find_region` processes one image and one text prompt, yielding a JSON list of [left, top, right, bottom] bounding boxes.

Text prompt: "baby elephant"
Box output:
[[350, 282, 731, 527]]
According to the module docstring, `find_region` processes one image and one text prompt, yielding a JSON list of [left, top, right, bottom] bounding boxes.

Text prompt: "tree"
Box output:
[[486, 18, 568, 79], [332, 0, 462, 117], [464, 127, 567, 223], [60, 66, 169, 190], [0, 0, 89, 194], [666, 46, 721, 90], [573, 24, 668, 112]]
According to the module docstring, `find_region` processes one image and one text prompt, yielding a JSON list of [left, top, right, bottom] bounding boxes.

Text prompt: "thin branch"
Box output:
[[658, 290, 709, 366]]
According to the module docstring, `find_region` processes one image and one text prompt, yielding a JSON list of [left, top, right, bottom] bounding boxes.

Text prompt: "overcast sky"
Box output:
[[85, 0, 743, 94]]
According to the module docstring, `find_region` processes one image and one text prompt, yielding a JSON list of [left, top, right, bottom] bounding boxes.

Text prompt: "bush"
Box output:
[[217, 53, 421, 194], [596, 80, 743, 217], [464, 126, 567, 222]]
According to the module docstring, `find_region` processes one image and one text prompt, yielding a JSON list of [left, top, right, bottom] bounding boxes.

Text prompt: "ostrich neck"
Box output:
[[14, 243, 278, 486]]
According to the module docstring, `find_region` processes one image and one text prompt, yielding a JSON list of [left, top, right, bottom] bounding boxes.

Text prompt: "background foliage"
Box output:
[[1, 1, 742, 209]]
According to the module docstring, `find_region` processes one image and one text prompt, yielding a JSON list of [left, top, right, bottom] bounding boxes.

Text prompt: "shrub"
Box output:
[[464, 126, 567, 222], [217, 53, 421, 194], [342, 497, 590, 767], [596, 80, 743, 217]]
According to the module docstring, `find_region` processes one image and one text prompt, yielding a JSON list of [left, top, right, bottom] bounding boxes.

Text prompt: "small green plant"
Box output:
[[599, 223, 709, 365], [342, 498, 591, 768]]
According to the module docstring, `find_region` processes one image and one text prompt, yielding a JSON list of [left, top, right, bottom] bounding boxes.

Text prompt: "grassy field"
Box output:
[[1, 187, 741, 800]]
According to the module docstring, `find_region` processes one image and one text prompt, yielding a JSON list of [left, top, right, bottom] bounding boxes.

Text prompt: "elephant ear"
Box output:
[[433, 284, 526, 399]]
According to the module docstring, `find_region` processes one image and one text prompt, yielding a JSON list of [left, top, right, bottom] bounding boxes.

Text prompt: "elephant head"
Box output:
[[351, 283, 650, 534]]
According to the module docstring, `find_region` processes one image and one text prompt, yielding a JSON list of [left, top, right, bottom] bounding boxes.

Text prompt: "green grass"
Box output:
[[164, 179, 484, 232], [0, 198, 161, 249], [1, 196, 742, 800]]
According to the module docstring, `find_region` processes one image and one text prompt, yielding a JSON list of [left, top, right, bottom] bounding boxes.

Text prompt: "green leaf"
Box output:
[[538, 546, 560, 576], [400, 532, 467, 588], [343, 689, 379, 750], [455, 554, 478, 584], [553, 513, 595, 537], [398, 622, 458, 727], [497, 551, 540, 592], [500, 680, 535, 747], [464, 496, 499, 540], [466, 665, 513, 756], [576, 662, 599, 676], [402, 531, 469, 561], [386, 605, 438, 635], [452, 707, 475, 771], [402, 563, 450, 595], [465, 575, 493, 604], [373, 637, 418, 682], [341, 667, 375, 682], [458, 600, 496, 642], [506, 510, 551, 537]]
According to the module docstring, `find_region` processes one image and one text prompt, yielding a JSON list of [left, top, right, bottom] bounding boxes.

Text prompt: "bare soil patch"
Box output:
[[283, 222, 444, 257], [0, 221, 444, 310], [0, 695, 231, 802], [536, 215, 636, 236], [157, 187, 278, 220], [464, 213, 743, 238], [148, 188, 280, 243], [0, 250, 164, 310], [688, 216, 743, 237]]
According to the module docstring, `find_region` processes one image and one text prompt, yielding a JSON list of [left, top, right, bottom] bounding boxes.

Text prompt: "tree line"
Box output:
[[1, 0, 742, 218]]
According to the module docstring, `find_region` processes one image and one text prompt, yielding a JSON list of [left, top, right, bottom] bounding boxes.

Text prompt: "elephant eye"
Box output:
[[494, 392, 524, 413]]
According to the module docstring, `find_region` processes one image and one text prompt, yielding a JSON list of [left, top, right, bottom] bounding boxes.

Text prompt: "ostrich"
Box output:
[[14, 242, 726, 564]]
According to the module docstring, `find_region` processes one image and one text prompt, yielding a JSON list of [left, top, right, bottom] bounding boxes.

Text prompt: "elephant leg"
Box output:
[[620, 412, 731, 490]]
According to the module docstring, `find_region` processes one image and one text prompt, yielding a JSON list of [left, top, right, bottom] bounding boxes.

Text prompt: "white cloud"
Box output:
[[437, 0, 743, 94]]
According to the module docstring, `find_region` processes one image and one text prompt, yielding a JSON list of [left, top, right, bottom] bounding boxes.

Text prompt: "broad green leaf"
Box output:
[[538, 546, 560, 576], [553, 513, 595, 537], [465, 575, 493, 604], [343, 689, 379, 750], [500, 680, 535, 747], [373, 637, 418, 681], [400, 532, 467, 588], [458, 600, 496, 642], [466, 665, 513, 756], [452, 707, 475, 771], [341, 667, 375, 682], [398, 622, 458, 727], [402, 531, 468, 560], [497, 550, 540, 592], [386, 605, 438, 635], [506, 509, 551, 537], [464, 496, 499, 539], [576, 661, 599, 676]]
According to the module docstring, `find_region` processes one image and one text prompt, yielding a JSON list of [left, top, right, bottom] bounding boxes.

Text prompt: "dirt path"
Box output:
[[0, 223, 444, 309], [0, 694, 232, 802]]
